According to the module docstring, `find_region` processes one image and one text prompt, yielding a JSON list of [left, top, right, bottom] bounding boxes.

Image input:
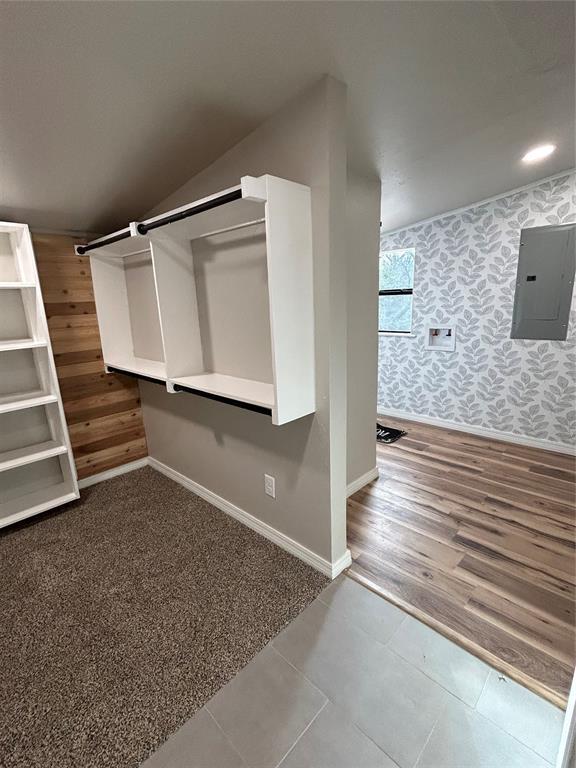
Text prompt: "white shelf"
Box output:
[[106, 357, 167, 381], [0, 393, 58, 415], [0, 440, 68, 473], [0, 282, 35, 289], [0, 339, 47, 352], [0, 483, 78, 529], [170, 373, 274, 410]]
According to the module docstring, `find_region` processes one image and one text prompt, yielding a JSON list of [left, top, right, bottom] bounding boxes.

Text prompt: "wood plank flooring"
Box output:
[[347, 417, 575, 708], [33, 234, 148, 479]]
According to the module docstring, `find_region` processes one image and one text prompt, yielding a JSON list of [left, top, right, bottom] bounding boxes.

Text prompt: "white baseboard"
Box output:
[[378, 408, 575, 456], [347, 466, 379, 497], [148, 457, 351, 579], [78, 458, 149, 489]]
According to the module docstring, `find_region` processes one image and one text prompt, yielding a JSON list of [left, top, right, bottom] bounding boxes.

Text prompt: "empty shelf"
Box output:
[[0, 482, 78, 529], [0, 339, 47, 352], [0, 441, 68, 473], [0, 393, 58, 415], [106, 357, 167, 381], [0, 282, 35, 289], [170, 373, 274, 409]]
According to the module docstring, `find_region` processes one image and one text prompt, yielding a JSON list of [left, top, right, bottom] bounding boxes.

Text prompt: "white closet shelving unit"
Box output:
[[0, 222, 79, 528], [79, 175, 315, 425]]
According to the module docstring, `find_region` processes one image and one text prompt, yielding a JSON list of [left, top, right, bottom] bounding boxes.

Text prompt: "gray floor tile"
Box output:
[[206, 645, 326, 768], [278, 702, 400, 768], [140, 708, 245, 768], [476, 671, 564, 763], [388, 616, 490, 706], [416, 699, 552, 768], [273, 598, 452, 768], [318, 576, 406, 645]]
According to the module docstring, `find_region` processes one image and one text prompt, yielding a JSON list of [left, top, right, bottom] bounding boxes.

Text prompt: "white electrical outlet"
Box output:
[[264, 474, 276, 499]]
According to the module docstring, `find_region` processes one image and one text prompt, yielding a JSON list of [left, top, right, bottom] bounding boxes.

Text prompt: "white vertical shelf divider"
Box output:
[[0, 221, 79, 528], [242, 175, 315, 425], [150, 232, 204, 381], [80, 174, 316, 426]]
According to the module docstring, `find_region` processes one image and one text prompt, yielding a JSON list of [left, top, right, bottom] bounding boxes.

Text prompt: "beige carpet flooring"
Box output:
[[0, 467, 328, 768]]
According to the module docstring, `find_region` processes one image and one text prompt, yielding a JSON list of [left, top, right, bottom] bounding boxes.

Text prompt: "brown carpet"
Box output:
[[0, 466, 328, 768]]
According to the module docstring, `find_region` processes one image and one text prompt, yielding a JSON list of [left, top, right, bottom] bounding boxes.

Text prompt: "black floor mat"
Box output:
[[376, 423, 407, 443]]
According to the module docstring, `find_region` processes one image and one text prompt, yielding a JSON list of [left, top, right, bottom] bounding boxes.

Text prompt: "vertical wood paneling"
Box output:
[[32, 234, 148, 479]]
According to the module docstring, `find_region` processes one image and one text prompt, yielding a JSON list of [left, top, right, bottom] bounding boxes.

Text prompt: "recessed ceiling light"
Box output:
[[522, 144, 556, 164]]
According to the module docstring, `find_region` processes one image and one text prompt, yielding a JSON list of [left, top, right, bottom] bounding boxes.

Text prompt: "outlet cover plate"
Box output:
[[264, 474, 276, 498]]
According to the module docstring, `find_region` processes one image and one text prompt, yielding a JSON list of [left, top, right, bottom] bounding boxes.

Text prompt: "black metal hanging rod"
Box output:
[[172, 383, 272, 416], [137, 188, 243, 235], [76, 187, 243, 255], [76, 229, 131, 256], [107, 366, 271, 415], [106, 366, 165, 386]]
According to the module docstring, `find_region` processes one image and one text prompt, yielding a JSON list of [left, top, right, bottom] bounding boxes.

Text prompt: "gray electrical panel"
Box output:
[[510, 223, 575, 341]]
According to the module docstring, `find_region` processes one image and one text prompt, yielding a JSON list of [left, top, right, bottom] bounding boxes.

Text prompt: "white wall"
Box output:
[[139, 77, 349, 569], [379, 172, 576, 449], [346, 175, 380, 484]]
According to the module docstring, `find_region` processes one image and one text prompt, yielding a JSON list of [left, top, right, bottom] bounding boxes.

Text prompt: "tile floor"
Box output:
[[141, 576, 565, 768]]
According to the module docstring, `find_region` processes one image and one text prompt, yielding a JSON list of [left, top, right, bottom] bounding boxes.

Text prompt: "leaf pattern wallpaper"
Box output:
[[379, 172, 576, 447]]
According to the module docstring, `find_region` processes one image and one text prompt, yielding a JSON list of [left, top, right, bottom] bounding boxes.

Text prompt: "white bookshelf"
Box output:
[[84, 174, 315, 425], [0, 223, 79, 528]]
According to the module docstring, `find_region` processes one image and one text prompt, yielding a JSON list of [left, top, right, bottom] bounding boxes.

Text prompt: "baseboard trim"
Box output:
[[347, 466, 379, 497], [148, 457, 350, 579], [378, 409, 575, 456], [78, 458, 149, 489]]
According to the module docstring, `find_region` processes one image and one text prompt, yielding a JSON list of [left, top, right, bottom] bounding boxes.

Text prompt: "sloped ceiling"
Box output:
[[0, 1, 573, 233]]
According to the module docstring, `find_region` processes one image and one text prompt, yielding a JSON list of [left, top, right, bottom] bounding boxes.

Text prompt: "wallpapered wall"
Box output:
[[379, 172, 576, 447]]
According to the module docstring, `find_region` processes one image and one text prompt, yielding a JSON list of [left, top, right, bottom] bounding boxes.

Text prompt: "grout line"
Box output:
[[271, 607, 443, 768], [383, 612, 408, 647], [470, 692, 559, 765], [269, 644, 329, 703], [348, 719, 403, 767], [274, 628, 402, 768], [204, 709, 250, 768], [280, 579, 558, 764], [473, 667, 492, 711], [273, 591, 556, 765], [316, 578, 403, 652], [315, 576, 492, 710], [273, 699, 329, 768], [383, 633, 495, 714], [412, 708, 441, 768]]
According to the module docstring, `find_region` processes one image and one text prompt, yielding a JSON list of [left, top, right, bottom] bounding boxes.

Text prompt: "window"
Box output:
[[379, 247, 415, 333]]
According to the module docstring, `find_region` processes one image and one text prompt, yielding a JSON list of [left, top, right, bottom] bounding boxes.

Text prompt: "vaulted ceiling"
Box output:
[[0, 1, 573, 233]]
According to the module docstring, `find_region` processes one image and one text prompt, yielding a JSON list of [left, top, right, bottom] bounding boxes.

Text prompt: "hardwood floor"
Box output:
[[347, 417, 575, 708]]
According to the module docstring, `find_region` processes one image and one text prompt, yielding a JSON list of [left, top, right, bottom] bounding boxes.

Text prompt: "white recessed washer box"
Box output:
[[426, 326, 456, 351]]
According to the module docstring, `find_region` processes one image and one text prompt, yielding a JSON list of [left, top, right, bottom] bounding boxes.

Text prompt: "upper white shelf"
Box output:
[[0, 440, 68, 473], [106, 357, 167, 382], [169, 374, 275, 410], [0, 393, 58, 415], [0, 339, 47, 352], [0, 282, 35, 289], [81, 174, 315, 425]]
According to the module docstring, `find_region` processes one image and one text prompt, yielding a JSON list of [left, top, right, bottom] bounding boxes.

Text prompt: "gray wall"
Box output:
[[139, 77, 349, 565], [379, 172, 576, 448], [346, 175, 380, 483]]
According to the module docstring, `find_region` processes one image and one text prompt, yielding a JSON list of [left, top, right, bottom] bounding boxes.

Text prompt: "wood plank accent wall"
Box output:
[[32, 233, 148, 480]]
